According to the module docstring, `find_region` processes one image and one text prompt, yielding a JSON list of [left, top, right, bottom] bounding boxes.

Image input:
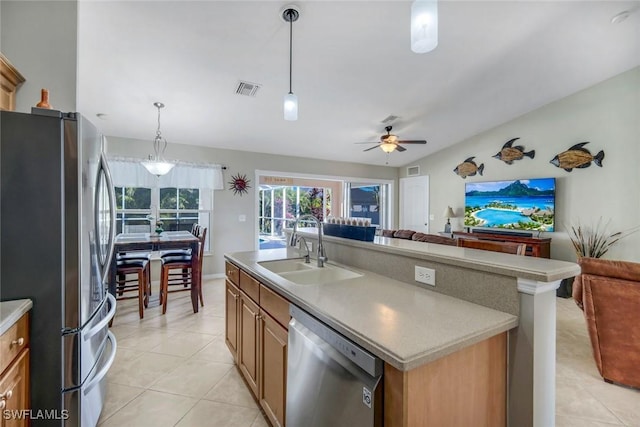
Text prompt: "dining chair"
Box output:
[[114, 257, 151, 318], [159, 226, 207, 314], [457, 238, 527, 255]]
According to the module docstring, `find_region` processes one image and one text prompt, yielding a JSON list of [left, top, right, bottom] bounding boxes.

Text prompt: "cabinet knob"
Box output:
[[11, 337, 24, 347], [0, 389, 12, 401]]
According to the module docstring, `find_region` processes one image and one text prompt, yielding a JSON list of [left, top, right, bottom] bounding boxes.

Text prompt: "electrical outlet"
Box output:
[[415, 266, 436, 286]]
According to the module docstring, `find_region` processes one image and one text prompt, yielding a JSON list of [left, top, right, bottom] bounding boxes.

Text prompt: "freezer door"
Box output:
[[63, 294, 116, 390], [64, 331, 117, 427]]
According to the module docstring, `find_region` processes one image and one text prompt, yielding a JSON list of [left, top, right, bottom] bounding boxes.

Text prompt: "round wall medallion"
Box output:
[[229, 173, 251, 196]]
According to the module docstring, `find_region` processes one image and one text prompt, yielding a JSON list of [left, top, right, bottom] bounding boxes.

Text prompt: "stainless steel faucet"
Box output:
[[296, 235, 311, 263], [290, 214, 327, 267]]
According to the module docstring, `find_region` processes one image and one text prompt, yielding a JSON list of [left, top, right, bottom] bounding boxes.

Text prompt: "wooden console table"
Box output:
[[450, 231, 551, 258]]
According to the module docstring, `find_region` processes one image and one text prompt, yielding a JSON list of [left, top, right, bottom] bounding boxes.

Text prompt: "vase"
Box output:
[[36, 89, 51, 109]]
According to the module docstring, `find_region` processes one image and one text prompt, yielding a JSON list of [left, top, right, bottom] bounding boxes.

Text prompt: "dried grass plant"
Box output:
[[568, 218, 639, 259]]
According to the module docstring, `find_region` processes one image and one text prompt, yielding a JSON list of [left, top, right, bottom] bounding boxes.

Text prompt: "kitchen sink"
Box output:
[[258, 258, 315, 274], [259, 258, 362, 285]]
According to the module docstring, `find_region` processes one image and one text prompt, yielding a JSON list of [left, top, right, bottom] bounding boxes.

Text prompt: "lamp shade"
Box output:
[[284, 93, 298, 121], [380, 142, 397, 153], [411, 0, 438, 53], [443, 206, 455, 219], [141, 160, 175, 177]]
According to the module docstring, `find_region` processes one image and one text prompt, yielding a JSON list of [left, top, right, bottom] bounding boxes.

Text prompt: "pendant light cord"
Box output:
[[288, 10, 293, 94]]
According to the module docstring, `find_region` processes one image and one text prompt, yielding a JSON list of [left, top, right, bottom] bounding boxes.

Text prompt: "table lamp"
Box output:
[[443, 206, 455, 233]]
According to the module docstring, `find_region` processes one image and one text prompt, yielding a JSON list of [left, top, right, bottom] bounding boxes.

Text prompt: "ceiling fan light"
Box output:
[[411, 0, 438, 54], [380, 142, 397, 153], [284, 92, 298, 121]]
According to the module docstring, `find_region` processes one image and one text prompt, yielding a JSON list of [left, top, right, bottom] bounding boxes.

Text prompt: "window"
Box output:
[[115, 187, 152, 233], [345, 183, 388, 228], [115, 185, 212, 252], [258, 186, 332, 249]]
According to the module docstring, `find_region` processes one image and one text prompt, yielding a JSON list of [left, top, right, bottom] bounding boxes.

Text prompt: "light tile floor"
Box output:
[[99, 278, 639, 426]]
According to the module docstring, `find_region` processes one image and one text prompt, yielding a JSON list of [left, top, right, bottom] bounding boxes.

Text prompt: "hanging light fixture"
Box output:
[[141, 102, 175, 176], [411, 0, 438, 54], [380, 142, 397, 153], [282, 6, 300, 121]]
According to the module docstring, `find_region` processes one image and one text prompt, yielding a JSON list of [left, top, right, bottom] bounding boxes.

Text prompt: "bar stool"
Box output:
[[159, 227, 207, 314], [115, 258, 151, 319]]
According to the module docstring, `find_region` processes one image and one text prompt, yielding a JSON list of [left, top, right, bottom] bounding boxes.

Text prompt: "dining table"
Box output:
[[109, 231, 201, 313]]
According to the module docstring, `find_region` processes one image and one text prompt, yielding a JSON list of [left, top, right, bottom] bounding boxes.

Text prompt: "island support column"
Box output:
[[509, 278, 560, 427]]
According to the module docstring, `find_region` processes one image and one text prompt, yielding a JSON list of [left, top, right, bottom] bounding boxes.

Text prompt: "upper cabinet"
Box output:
[[0, 53, 25, 111]]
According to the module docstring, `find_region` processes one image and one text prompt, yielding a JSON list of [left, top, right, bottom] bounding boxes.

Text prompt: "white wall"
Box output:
[[106, 139, 398, 274], [401, 67, 640, 263], [0, 1, 78, 112]]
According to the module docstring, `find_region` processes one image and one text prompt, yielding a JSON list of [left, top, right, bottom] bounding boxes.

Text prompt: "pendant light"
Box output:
[[282, 7, 300, 121], [141, 102, 175, 176], [411, 0, 438, 53]]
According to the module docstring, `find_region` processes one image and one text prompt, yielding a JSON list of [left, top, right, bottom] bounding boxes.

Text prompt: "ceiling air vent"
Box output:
[[235, 81, 261, 97], [407, 165, 420, 176], [381, 115, 399, 124]]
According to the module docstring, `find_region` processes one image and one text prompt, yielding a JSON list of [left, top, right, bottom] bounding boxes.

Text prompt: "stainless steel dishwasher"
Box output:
[[286, 305, 383, 427]]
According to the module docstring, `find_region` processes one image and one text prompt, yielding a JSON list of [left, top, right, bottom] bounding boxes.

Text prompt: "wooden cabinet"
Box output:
[[0, 54, 25, 112], [259, 311, 288, 427], [0, 313, 30, 427], [238, 290, 260, 397], [225, 280, 239, 361], [451, 231, 551, 258], [225, 261, 290, 426]]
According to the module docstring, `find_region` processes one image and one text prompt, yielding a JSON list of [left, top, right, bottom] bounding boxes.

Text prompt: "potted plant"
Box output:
[[560, 218, 639, 297]]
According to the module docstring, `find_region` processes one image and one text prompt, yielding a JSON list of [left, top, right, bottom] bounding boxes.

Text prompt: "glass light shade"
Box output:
[[411, 0, 438, 53], [443, 206, 455, 219], [284, 93, 298, 121], [380, 142, 397, 153], [141, 160, 175, 176]]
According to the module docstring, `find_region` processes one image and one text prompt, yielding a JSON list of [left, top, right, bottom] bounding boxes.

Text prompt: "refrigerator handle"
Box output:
[[84, 294, 117, 341], [83, 331, 117, 394], [99, 151, 117, 286]]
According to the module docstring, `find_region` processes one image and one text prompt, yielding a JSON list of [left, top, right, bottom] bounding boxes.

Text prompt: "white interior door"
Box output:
[[400, 176, 429, 232]]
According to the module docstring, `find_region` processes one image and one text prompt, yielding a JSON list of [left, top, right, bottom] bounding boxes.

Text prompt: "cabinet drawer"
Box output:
[[0, 313, 29, 375], [240, 270, 260, 303], [260, 284, 290, 330], [225, 261, 240, 286]]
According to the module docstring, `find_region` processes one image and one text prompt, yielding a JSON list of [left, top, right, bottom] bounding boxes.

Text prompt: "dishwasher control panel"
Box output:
[[290, 305, 383, 377]]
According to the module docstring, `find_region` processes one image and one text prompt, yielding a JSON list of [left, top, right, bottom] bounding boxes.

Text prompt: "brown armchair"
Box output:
[[573, 257, 640, 388]]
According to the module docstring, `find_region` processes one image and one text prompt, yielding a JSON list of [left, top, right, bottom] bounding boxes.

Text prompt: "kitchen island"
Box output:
[[225, 231, 579, 426]]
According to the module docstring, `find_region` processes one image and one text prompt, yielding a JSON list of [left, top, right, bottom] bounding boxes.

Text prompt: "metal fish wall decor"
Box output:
[[550, 142, 604, 172], [492, 137, 535, 164], [453, 157, 484, 179]]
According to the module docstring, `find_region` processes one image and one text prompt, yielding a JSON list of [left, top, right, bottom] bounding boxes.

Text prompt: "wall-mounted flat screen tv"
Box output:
[[464, 178, 555, 232]]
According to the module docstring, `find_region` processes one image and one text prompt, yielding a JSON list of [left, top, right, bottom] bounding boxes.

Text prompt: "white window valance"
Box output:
[[108, 157, 224, 190]]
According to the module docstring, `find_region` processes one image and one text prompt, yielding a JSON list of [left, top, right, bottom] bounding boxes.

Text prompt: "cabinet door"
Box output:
[[225, 280, 240, 361], [259, 311, 288, 427], [0, 349, 29, 427], [238, 291, 260, 396]]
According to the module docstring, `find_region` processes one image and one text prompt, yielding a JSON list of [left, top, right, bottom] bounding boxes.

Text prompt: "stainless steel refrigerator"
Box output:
[[1, 108, 117, 426]]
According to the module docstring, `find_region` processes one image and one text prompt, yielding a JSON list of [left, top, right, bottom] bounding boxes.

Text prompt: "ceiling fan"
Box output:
[[357, 126, 427, 153]]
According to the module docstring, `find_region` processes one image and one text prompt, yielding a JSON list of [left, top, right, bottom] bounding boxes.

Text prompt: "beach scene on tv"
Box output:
[[464, 178, 555, 232]]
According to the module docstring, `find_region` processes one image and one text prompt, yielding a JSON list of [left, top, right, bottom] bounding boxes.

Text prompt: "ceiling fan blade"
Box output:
[[397, 140, 427, 144], [363, 145, 380, 152], [355, 142, 379, 144], [395, 145, 407, 152]]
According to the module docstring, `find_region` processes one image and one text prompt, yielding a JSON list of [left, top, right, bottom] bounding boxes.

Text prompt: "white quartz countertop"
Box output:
[[226, 249, 518, 371], [294, 228, 580, 283], [0, 299, 32, 335]]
